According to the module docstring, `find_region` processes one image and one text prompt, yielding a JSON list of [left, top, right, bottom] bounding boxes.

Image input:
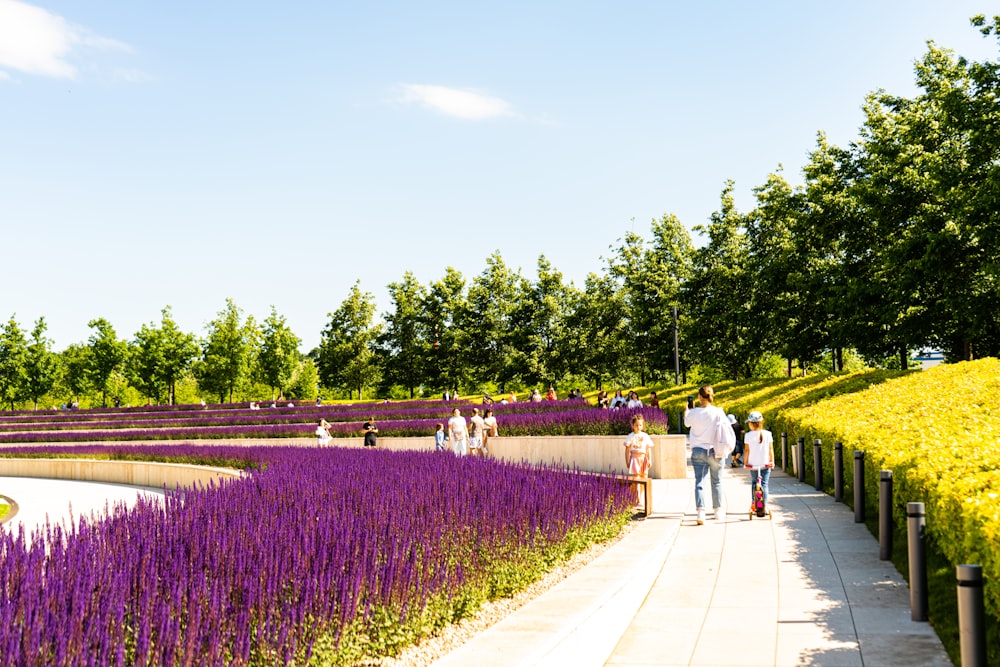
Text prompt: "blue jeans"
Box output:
[[691, 447, 722, 510], [750, 467, 771, 505]]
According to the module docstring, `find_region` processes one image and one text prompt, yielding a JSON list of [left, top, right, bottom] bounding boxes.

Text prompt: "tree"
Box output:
[[59, 343, 92, 402], [378, 272, 427, 398], [130, 307, 198, 405], [23, 318, 59, 410], [511, 255, 576, 388], [87, 318, 128, 407], [682, 183, 765, 380], [465, 251, 524, 392], [421, 267, 469, 394], [195, 299, 259, 404], [317, 282, 381, 400], [0, 316, 27, 410], [562, 272, 629, 389], [257, 306, 301, 400]]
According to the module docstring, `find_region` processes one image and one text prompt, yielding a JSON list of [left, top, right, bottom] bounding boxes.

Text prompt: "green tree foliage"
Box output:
[[562, 272, 629, 390], [318, 282, 381, 400], [422, 267, 469, 394], [465, 252, 525, 392], [378, 272, 427, 399], [512, 255, 577, 389], [608, 216, 694, 384], [59, 343, 92, 402], [23, 318, 59, 410], [87, 318, 128, 407], [257, 306, 302, 400], [195, 299, 260, 404], [683, 183, 767, 380], [0, 316, 28, 410], [130, 307, 199, 405]]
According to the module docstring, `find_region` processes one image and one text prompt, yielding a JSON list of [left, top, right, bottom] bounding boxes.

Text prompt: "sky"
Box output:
[[1, 1, 998, 352]]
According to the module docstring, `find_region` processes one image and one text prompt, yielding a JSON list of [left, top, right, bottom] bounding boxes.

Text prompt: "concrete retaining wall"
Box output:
[[0, 458, 244, 489], [7, 433, 690, 480]]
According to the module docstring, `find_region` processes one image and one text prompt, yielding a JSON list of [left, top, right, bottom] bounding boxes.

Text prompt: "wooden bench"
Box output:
[[630, 476, 653, 517]]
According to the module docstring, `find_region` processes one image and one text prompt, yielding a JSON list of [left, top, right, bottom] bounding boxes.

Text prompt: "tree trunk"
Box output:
[[787, 358, 793, 377], [964, 340, 974, 362], [899, 347, 908, 371]]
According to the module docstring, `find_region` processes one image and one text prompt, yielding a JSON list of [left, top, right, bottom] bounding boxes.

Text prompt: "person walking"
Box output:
[[315, 419, 332, 447], [684, 385, 730, 524], [468, 407, 486, 456], [447, 407, 469, 457], [434, 423, 448, 452], [362, 417, 378, 448], [743, 411, 774, 508], [482, 408, 498, 454]]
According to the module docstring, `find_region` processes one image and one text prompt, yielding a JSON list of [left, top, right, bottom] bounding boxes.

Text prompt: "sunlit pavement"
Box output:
[[434, 463, 952, 667], [0, 476, 164, 540]]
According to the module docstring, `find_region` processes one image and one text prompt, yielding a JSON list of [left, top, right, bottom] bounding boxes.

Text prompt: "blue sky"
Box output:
[[1, 1, 997, 352]]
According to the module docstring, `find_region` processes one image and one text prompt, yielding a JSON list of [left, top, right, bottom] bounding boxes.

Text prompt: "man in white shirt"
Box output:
[[448, 408, 469, 457], [468, 408, 486, 456], [684, 385, 728, 525]]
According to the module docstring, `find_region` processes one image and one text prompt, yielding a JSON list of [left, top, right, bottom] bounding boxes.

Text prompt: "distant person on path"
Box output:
[[684, 385, 729, 525], [743, 411, 774, 507], [468, 407, 486, 456], [623, 414, 654, 505], [434, 423, 448, 452], [315, 419, 332, 447], [728, 414, 745, 467], [509, 391, 517, 403], [362, 416, 378, 448], [443, 390, 450, 401], [448, 407, 469, 456], [483, 408, 498, 453]]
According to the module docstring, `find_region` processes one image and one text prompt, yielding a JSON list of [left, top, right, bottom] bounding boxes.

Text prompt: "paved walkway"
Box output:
[[433, 465, 952, 667], [0, 476, 163, 540]]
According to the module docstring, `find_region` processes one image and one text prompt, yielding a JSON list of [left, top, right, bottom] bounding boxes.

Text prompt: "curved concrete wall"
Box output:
[[6, 434, 689, 480], [0, 458, 244, 489]]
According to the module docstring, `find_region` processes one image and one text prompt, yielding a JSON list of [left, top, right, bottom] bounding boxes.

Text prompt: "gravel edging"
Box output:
[[365, 517, 639, 667]]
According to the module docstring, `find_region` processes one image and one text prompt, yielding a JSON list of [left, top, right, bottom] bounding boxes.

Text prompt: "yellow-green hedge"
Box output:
[[776, 360, 1000, 619]]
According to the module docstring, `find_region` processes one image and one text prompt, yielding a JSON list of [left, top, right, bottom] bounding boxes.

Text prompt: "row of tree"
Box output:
[[2, 19, 998, 408]]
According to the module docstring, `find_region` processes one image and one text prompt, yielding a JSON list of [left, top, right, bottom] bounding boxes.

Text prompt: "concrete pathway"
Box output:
[[434, 466, 952, 667], [0, 476, 163, 540]]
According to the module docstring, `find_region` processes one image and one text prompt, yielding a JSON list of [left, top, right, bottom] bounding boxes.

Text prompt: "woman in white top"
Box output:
[[315, 419, 331, 447], [447, 408, 469, 457], [743, 410, 775, 508]]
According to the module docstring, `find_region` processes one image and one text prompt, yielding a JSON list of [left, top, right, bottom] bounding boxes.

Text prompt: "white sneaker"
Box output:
[[696, 510, 705, 525], [716, 509, 726, 522]]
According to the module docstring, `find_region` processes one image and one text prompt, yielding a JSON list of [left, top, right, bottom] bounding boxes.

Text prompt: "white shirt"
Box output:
[[626, 398, 643, 408], [448, 416, 468, 441], [744, 429, 774, 468], [684, 404, 727, 450]]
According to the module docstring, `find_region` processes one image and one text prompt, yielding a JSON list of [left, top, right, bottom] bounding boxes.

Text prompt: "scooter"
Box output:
[[749, 465, 772, 520]]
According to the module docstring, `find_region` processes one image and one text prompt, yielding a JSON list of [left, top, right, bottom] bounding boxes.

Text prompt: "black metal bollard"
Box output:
[[781, 432, 788, 471], [853, 450, 865, 523], [879, 470, 893, 560], [813, 439, 823, 491], [833, 442, 843, 502], [957, 564, 987, 667], [907, 502, 928, 621], [796, 437, 805, 483]]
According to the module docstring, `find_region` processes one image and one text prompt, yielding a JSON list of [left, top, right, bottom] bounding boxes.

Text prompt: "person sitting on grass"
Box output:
[[623, 414, 654, 506]]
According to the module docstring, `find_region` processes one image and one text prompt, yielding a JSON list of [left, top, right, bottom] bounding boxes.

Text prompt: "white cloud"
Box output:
[[0, 0, 131, 79], [399, 84, 519, 120]]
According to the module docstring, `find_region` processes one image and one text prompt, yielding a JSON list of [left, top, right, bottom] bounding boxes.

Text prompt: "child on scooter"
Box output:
[[744, 411, 774, 511]]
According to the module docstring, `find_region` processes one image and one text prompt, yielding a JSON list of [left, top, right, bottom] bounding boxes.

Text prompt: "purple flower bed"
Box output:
[[0, 404, 668, 442], [0, 446, 633, 664]]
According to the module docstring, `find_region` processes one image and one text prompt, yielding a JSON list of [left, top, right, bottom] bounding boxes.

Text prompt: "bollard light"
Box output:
[[907, 502, 928, 621], [957, 564, 987, 667], [853, 450, 865, 523], [879, 470, 893, 560], [833, 442, 843, 502]]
